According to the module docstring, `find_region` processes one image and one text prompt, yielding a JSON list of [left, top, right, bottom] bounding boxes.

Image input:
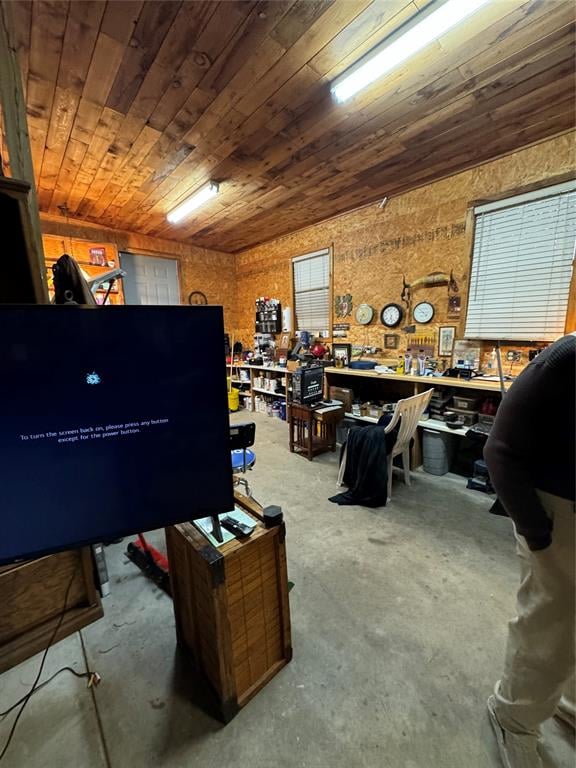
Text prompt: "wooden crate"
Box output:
[[166, 494, 292, 722], [0, 548, 103, 673]]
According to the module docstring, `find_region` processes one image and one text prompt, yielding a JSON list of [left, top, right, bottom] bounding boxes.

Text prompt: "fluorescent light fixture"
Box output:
[[331, 0, 492, 103], [167, 181, 219, 223]]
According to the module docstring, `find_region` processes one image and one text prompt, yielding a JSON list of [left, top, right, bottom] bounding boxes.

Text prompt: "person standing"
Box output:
[[484, 333, 575, 768]]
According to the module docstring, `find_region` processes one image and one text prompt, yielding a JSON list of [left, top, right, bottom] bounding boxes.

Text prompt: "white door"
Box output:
[[120, 253, 180, 305]]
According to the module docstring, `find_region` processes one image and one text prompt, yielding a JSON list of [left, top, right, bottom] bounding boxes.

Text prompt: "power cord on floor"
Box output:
[[0, 666, 100, 719], [0, 562, 100, 763]]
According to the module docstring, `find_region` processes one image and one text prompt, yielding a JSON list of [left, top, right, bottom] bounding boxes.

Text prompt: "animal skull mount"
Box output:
[[400, 270, 459, 310]]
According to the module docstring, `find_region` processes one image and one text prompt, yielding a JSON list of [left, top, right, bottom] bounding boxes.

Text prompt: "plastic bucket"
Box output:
[[228, 388, 239, 412], [423, 429, 454, 475]]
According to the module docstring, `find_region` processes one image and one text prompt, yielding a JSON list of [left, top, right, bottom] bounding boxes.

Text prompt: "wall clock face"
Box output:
[[355, 303, 374, 325], [188, 291, 208, 305], [380, 303, 403, 328], [413, 301, 434, 324]]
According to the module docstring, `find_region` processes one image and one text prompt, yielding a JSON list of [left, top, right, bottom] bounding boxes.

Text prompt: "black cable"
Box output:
[[0, 666, 93, 719], [0, 564, 79, 763]]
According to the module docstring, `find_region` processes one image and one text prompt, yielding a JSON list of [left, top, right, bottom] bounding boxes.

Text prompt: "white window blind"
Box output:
[[292, 249, 330, 332], [465, 181, 576, 341]]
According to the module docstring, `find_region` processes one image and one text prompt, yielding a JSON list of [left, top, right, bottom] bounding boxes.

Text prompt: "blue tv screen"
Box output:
[[0, 305, 234, 564]]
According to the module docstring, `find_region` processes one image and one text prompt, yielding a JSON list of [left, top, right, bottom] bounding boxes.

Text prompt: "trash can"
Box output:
[[422, 429, 454, 475]]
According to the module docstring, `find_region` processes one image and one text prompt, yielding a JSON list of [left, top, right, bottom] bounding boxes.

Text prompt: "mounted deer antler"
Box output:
[[400, 270, 459, 308]]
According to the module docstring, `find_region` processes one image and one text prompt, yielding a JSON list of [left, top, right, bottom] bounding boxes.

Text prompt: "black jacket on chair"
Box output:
[[329, 424, 398, 508]]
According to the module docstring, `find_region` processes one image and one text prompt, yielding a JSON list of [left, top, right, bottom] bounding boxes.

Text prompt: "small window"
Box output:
[[465, 180, 576, 341], [292, 249, 331, 334]]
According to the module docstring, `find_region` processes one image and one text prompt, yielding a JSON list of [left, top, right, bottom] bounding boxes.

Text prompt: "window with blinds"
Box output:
[[465, 181, 576, 341], [292, 249, 330, 333]]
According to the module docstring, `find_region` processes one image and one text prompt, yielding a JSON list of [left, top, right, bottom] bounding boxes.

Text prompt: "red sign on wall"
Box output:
[[89, 247, 106, 266]]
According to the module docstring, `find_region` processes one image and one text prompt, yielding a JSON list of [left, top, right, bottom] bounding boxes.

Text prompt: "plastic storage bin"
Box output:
[[423, 429, 455, 475]]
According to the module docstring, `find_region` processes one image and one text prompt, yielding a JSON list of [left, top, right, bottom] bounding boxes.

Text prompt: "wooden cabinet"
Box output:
[[0, 176, 48, 303], [166, 493, 292, 722], [288, 402, 345, 460], [0, 548, 103, 674]]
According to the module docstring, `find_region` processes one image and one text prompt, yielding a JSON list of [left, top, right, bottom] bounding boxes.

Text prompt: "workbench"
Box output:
[[324, 367, 508, 465]]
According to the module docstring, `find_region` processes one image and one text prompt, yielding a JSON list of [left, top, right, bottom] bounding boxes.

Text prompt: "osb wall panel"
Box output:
[[40, 214, 237, 330], [235, 133, 575, 371], [43, 234, 124, 304]]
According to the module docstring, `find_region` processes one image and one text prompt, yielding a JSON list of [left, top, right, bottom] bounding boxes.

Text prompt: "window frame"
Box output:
[[464, 180, 576, 342], [291, 248, 333, 338]]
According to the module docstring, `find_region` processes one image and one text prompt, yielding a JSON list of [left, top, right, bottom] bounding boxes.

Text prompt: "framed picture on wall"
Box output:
[[438, 326, 456, 357], [384, 334, 399, 349], [447, 295, 461, 318], [333, 343, 352, 366], [279, 332, 290, 349]]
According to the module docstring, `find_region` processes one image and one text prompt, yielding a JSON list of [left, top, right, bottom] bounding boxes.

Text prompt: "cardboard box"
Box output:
[[329, 386, 354, 413]]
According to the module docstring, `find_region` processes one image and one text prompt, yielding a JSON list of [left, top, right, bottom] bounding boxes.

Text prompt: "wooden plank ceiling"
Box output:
[[10, 0, 576, 252]]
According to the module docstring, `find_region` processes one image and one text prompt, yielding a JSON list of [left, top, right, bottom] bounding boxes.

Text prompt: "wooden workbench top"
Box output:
[[324, 367, 510, 392]]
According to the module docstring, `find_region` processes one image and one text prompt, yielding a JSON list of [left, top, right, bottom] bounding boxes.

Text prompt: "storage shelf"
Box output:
[[419, 418, 469, 438], [252, 387, 286, 398], [241, 364, 293, 374], [344, 412, 379, 424], [343, 413, 470, 437]]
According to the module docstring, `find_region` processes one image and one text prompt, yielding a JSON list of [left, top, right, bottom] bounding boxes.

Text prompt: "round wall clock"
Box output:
[[413, 301, 435, 324], [355, 303, 374, 325], [188, 291, 208, 305], [380, 303, 403, 328]]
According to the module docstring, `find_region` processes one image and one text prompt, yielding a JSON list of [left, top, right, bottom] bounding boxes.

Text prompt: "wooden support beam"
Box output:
[[0, 2, 48, 303]]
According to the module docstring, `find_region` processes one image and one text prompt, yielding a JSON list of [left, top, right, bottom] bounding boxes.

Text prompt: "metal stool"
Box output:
[[230, 422, 256, 497]]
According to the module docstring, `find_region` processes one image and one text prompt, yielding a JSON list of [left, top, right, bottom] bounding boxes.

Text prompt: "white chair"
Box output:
[[337, 388, 433, 498], [385, 388, 433, 498]]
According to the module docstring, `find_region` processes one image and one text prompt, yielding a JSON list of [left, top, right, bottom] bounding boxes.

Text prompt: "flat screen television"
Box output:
[[0, 305, 234, 565]]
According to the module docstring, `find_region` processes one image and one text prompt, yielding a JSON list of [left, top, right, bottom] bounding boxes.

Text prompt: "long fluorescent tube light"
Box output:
[[167, 181, 219, 223], [331, 0, 492, 103]]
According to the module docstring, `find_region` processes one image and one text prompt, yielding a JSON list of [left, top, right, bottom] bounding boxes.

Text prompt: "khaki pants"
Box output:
[[494, 490, 576, 735]]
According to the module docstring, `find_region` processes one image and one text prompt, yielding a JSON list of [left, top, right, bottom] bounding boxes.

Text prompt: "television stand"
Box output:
[[166, 492, 292, 722]]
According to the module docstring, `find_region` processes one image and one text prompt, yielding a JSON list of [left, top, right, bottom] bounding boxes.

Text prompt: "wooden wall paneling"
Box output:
[[25, 1, 69, 185], [201, 101, 574, 249], [65, 107, 124, 213], [49, 2, 145, 213], [105, 0, 182, 115], [9, 0, 32, 99], [121, 0, 378, 234], [242, 1, 563, 181], [40, 212, 238, 329], [308, 1, 421, 79], [0, 3, 49, 303], [232, 133, 575, 348], [261, 17, 573, 192], [38, 2, 105, 211], [181, 1, 564, 246], [0, 547, 103, 675], [10, 0, 576, 251], [82, 1, 257, 224]]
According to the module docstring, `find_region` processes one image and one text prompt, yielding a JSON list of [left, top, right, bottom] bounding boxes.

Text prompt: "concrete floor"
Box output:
[[1, 412, 574, 768]]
